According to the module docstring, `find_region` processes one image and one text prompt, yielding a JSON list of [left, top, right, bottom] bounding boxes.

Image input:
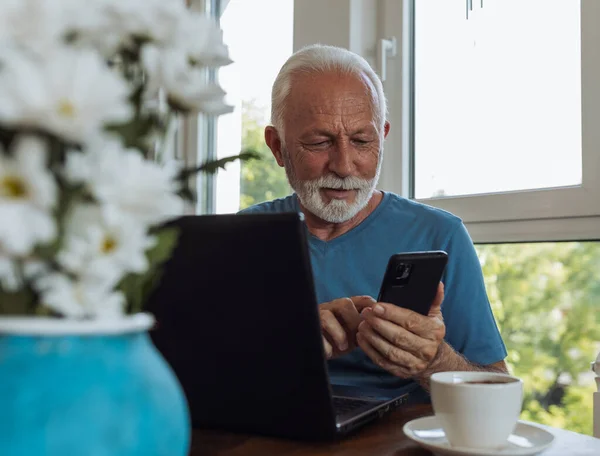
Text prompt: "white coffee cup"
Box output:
[[430, 371, 523, 449]]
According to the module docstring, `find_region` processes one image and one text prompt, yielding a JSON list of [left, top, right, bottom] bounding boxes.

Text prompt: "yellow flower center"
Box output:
[[74, 283, 85, 306], [0, 175, 28, 199], [101, 235, 117, 254], [57, 99, 76, 118]]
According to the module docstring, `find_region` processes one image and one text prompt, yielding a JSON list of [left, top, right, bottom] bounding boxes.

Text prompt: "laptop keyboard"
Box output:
[[332, 396, 371, 416]]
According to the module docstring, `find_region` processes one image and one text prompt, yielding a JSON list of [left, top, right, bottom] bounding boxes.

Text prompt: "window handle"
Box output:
[[378, 37, 397, 82]]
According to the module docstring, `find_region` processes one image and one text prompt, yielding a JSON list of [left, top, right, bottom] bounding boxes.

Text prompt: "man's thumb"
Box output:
[[428, 282, 445, 317]]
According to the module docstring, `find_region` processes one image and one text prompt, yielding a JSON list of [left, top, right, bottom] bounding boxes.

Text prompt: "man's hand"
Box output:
[[319, 296, 376, 359], [356, 282, 446, 378]]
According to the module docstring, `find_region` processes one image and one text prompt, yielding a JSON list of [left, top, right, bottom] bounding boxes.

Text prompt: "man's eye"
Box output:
[[353, 139, 370, 145], [310, 141, 329, 146]]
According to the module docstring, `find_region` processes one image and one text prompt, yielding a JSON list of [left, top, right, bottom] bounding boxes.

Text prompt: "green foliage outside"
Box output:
[[477, 242, 600, 436], [238, 100, 290, 209], [239, 100, 599, 435]]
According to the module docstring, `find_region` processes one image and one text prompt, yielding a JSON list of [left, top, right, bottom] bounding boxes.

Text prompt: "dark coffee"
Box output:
[[463, 379, 516, 385]]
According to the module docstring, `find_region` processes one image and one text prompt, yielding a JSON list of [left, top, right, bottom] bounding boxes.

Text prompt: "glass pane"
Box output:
[[475, 241, 600, 435], [414, 0, 582, 199], [215, 0, 293, 213]]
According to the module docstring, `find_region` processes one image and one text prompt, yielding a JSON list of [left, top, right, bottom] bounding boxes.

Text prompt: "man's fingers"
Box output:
[[356, 331, 411, 379], [363, 304, 431, 337], [358, 321, 425, 373], [331, 298, 363, 335], [360, 308, 426, 355], [320, 309, 349, 351], [323, 336, 333, 359], [364, 298, 446, 338], [360, 322, 422, 368], [318, 296, 377, 356], [350, 295, 377, 311]]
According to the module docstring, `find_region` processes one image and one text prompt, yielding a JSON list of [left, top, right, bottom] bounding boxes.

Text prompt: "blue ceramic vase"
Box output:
[[0, 314, 190, 456]]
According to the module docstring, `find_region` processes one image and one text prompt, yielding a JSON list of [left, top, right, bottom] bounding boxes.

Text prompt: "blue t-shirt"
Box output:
[[239, 192, 507, 402]]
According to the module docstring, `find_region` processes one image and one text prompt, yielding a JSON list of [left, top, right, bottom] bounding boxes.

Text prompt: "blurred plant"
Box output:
[[0, 0, 257, 318]]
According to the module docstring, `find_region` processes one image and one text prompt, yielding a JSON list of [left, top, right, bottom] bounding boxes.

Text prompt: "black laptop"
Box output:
[[146, 212, 409, 441]]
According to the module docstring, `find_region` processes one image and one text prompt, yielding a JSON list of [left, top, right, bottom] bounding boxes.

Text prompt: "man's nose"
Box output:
[[327, 140, 354, 178]]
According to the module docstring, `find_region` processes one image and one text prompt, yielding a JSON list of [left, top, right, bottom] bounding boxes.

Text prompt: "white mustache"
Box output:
[[306, 174, 372, 191]]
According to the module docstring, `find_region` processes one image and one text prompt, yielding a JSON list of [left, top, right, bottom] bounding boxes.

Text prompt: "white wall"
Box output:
[[294, 0, 379, 70]]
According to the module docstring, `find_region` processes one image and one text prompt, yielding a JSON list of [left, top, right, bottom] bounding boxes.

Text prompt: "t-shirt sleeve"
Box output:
[[441, 222, 507, 366], [237, 206, 259, 214]]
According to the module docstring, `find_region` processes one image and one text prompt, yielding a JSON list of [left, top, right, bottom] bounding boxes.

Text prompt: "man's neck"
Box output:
[[300, 191, 384, 242]]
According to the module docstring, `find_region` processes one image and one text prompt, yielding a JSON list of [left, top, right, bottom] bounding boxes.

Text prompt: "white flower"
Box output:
[[58, 205, 156, 288], [141, 11, 233, 114], [0, 48, 133, 144], [0, 0, 70, 57], [0, 136, 57, 256], [34, 272, 125, 319], [64, 0, 187, 56], [142, 46, 232, 114], [0, 257, 19, 291], [59, 0, 125, 58], [0, 256, 48, 292], [181, 13, 233, 68], [65, 139, 184, 226]]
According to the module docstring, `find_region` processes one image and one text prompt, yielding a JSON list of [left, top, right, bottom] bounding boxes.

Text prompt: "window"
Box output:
[[380, 0, 600, 241], [414, 0, 582, 199], [213, 0, 293, 214], [376, 0, 600, 435]]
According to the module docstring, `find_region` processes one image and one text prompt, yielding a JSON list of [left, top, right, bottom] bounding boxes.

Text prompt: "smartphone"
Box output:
[[376, 251, 448, 316]]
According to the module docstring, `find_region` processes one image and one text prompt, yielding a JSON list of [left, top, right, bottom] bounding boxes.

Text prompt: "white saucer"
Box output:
[[403, 415, 555, 456]]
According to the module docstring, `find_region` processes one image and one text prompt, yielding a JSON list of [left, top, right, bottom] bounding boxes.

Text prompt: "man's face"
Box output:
[[271, 71, 388, 224]]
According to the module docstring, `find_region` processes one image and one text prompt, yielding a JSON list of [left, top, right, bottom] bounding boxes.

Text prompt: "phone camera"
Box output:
[[395, 263, 412, 280]]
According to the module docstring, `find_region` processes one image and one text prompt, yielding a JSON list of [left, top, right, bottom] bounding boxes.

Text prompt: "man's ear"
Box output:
[[383, 121, 391, 139], [265, 126, 284, 167]]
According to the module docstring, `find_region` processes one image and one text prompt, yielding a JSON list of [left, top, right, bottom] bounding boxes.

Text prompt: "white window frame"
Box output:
[[181, 0, 222, 215], [379, 0, 600, 243]]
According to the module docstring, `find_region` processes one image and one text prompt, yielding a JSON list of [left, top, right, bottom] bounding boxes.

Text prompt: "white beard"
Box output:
[[282, 150, 383, 223]]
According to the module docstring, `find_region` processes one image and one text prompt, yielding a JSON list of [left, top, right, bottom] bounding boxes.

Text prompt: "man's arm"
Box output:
[[415, 341, 509, 391]]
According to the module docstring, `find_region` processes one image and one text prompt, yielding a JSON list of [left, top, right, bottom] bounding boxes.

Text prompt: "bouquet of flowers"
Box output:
[[0, 0, 250, 319]]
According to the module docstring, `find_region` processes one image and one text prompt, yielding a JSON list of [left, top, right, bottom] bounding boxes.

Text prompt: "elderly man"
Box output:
[[239, 44, 508, 402]]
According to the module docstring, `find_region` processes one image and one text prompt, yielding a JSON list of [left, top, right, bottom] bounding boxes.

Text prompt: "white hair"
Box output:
[[270, 44, 388, 138]]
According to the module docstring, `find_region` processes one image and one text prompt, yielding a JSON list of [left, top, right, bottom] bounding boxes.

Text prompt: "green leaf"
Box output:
[[0, 290, 36, 316], [147, 226, 180, 266], [118, 274, 143, 315], [117, 226, 180, 314], [0, 127, 17, 151], [166, 97, 192, 115], [179, 151, 260, 180], [32, 183, 87, 262], [177, 184, 197, 202], [104, 113, 160, 155]]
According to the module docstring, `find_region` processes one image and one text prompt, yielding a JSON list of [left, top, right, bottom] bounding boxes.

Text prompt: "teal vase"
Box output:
[[0, 313, 190, 456]]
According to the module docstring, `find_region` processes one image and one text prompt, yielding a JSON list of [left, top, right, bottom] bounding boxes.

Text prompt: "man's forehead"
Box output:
[[285, 72, 377, 120], [302, 98, 373, 116], [288, 71, 375, 101]]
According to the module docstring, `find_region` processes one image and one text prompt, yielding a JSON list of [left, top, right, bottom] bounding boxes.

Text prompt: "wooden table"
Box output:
[[190, 405, 600, 455]]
